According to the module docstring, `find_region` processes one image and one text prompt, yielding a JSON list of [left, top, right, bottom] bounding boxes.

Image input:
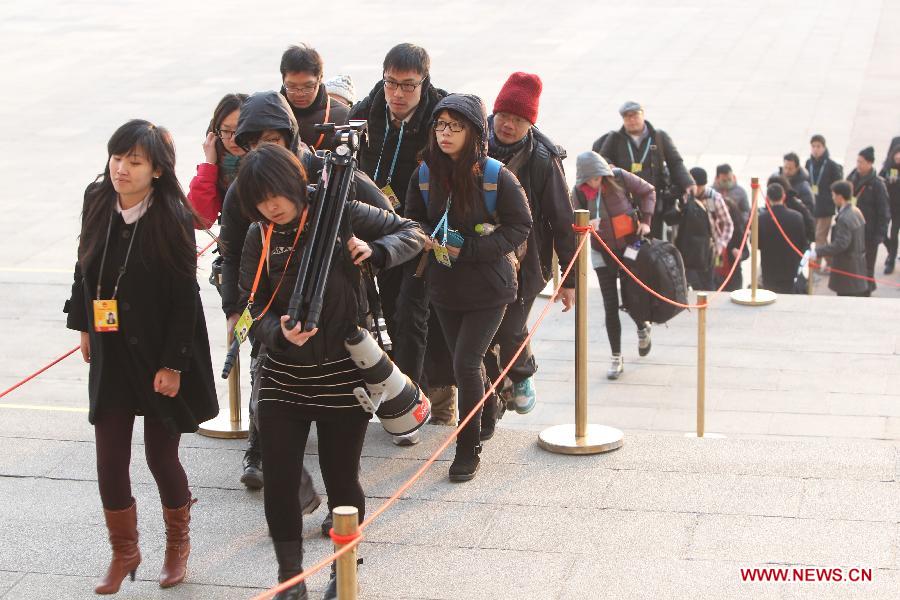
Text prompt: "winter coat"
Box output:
[[405, 160, 532, 311], [712, 182, 750, 221], [350, 79, 448, 214], [664, 188, 734, 264], [848, 169, 890, 245], [488, 121, 577, 297], [218, 91, 392, 316], [716, 195, 750, 291], [187, 162, 223, 228], [816, 203, 869, 295], [238, 201, 424, 365], [806, 150, 843, 217], [65, 187, 218, 434], [878, 141, 900, 218], [594, 121, 694, 218], [758, 204, 808, 292], [281, 84, 349, 151], [778, 167, 816, 214], [571, 168, 656, 252]]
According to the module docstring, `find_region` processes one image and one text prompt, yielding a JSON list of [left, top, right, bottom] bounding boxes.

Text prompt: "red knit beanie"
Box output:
[[493, 72, 542, 124]]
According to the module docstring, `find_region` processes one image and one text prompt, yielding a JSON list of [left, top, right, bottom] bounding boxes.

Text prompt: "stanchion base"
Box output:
[[684, 432, 727, 439], [538, 424, 624, 455], [730, 288, 777, 306], [197, 405, 250, 439]]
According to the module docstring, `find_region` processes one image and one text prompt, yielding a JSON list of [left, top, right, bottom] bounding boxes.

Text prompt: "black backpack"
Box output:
[[620, 238, 688, 325], [674, 197, 714, 270]]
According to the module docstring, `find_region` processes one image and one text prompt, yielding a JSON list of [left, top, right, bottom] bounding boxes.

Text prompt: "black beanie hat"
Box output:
[[689, 167, 708, 186], [859, 146, 875, 163]]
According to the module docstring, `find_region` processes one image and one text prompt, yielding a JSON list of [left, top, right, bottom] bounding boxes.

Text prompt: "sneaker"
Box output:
[[240, 453, 264, 490], [510, 376, 536, 414], [637, 323, 652, 357], [448, 451, 481, 482], [885, 262, 895, 275], [607, 354, 624, 380], [391, 430, 421, 446]]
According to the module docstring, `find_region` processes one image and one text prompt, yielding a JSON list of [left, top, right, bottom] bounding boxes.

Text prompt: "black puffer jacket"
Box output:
[[488, 119, 576, 298], [848, 168, 891, 245], [349, 79, 447, 214], [806, 150, 843, 217], [219, 91, 392, 316], [879, 141, 900, 217], [281, 84, 349, 151], [239, 201, 425, 364]]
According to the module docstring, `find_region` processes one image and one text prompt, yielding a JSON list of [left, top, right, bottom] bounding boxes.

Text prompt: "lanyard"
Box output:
[[311, 97, 332, 150], [95, 209, 140, 300], [373, 105, 406, 185], [247, 208, 308, 321], [430, 194, 452, 245], [627, 135, 652, 166], [810, 159, 825, 187]]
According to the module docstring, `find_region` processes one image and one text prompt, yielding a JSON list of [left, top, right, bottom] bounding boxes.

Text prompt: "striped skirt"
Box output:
[[257, 354, 368, 421]]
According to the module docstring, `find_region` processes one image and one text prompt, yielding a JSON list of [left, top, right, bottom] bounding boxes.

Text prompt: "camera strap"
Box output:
[[311, 98, 332, 150], [247, 207, 309, 321]]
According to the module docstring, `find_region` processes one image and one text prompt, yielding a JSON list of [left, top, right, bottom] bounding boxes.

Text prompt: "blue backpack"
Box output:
[[417, 157, 503, 215]]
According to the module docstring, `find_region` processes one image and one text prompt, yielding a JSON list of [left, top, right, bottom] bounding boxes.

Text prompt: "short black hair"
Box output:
[[831, 180, 852, 201], [234, 144, 309, 222], [383, 43, 430, 77], [280, 44, 323, 79], [766, 183, 785, 201], [810, 134, 826, 146], [716, 163, 733, 177], [783, 152, 800, 167]]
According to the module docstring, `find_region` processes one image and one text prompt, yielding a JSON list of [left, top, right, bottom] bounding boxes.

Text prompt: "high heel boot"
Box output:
[[94, 500, 140, 594], [158, 498, 196, 588]]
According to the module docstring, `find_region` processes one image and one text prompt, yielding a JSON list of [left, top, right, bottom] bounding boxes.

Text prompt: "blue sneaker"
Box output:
[[510, 377, 536, 414]]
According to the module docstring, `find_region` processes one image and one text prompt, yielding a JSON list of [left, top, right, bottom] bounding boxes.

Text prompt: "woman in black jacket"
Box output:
[[234, 144, 424, 600], [405, 94, 532, 482], [65, 120, 218, 594]]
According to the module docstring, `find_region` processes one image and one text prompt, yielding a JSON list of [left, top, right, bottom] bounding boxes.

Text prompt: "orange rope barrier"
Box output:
[[252, 232, 590, 599], [0, 346, 80, 400]]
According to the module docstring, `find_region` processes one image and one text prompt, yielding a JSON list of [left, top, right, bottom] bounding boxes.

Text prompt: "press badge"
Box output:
[[624, 244, 640, 260], [381, 183, 401, 210], [233, 307, 253, 344], [812, 185, 819, 195], [93, 299, 119, 333], [631, 162, 643, 173], [433, 243, 452, 268]]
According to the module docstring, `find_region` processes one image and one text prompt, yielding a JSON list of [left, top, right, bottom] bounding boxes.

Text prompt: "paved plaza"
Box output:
[[1, 0, 899, 598]]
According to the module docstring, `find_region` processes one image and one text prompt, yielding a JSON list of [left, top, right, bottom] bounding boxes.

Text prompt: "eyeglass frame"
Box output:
[[216, 128, 237, 140], [433, 119, 465, 133], [283, 79, 321, 96], [383, 76, 426, 94]]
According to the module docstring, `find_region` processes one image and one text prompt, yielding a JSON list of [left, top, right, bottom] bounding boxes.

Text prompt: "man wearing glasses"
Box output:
[[279, 44, 349, 151], [350, 44, 453, 442]]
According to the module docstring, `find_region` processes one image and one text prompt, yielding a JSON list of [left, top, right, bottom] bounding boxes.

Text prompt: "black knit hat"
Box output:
[[859, 146, 875, 163], [432, 94, 489, 156], [689, 167, 708, 186]]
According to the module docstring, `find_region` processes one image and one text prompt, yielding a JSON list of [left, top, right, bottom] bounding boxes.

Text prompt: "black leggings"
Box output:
[[257, 402, 368, 542], [595, 266, 644, 355], [433, 305, 506, 453], [94, 411, 190, 511]]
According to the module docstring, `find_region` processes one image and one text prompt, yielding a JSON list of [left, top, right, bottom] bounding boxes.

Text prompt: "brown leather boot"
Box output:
[[158, 498, 196, 588], [95, 500, 140, 595]]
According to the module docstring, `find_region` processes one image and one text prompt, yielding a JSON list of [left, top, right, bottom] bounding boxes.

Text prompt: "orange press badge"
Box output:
[[93, 299, 119, 333], [381, 183, 401, 210], [631, 162, 643, 173]]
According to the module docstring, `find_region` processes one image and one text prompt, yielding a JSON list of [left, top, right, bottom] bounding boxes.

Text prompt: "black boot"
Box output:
[[449, 444, 482, 482], [480, 393, 498, 442], [272, 540, 308, 600], [240, 419, 264, 489]]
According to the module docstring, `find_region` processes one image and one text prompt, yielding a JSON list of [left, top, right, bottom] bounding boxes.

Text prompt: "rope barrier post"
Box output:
[[539, 210, 624, 455], [807, 260, 815, 295], [198, 322, 249, 439], [696, 292, 707, 437], [731, 177, 777, 306], [333, 506, 360, 600]]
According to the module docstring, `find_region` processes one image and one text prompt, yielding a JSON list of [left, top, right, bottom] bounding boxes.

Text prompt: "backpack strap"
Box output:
[[482, 157, 502, 216], [418, 162, 430, 207]]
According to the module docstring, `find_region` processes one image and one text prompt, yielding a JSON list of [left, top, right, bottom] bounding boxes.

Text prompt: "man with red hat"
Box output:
[[483, 71, 577, 420]]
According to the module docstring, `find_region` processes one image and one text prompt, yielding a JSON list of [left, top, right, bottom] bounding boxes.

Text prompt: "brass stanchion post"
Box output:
[[539, 210, 624, 454], [731, 178, 777, 306], [198, 323, 249, 438], [696, 293, 707, 437], [333, 506, 360, 600]]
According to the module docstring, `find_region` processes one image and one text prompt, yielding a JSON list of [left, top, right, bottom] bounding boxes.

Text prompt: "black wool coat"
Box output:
[[758, 204, 809, 292], [65, 191, 218, 434]]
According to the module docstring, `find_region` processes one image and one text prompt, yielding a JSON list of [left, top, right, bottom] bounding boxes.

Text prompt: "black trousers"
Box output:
[[595, 266, 644, 355], [865, 240, 879, 292], [433, 305, 506, 453], [95, 411, 190, 511], [483, 295, 538, 387], [258, 402, 368, 542], [885, 205, 900, 261]]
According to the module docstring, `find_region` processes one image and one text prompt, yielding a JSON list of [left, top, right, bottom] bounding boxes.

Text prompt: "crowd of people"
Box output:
[[63, 40, 900, 599]]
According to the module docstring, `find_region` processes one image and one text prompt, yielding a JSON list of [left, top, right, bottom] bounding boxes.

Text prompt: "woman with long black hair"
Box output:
[[234, 144, 424, 599], [65, 120, 218, 594], [405, 94, 532, 482]]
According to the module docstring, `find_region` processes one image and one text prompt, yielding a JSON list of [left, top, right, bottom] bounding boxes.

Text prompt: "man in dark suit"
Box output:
[[758, 183, 809, 293]]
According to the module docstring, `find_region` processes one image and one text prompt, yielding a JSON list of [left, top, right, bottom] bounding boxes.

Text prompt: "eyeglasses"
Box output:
[[284, 81, 319, 96], [216, 129, 237, 140], [434, 120, 464, 133], [383, 78, 424, 93]]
